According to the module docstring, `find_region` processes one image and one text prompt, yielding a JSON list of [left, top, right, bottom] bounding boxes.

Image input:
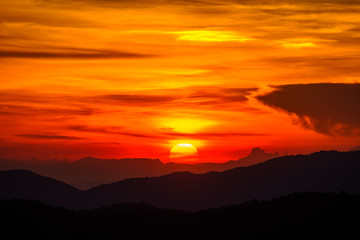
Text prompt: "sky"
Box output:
[[0, 0, 360, 163]]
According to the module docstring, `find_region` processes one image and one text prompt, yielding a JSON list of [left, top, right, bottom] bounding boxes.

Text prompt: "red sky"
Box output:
[[0, 0, 360, 163]]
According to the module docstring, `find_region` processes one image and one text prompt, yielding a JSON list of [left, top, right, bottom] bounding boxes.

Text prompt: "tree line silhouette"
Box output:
[[2, 192, 360, 239]]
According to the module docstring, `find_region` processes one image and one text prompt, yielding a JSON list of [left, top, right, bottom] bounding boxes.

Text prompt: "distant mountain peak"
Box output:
[[251, 147, 265, 155], [249, 147, 278, 156], [78, 156, 99, 161]]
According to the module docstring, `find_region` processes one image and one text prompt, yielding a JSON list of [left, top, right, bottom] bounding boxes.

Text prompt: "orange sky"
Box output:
[[0, 0, 360, 162]]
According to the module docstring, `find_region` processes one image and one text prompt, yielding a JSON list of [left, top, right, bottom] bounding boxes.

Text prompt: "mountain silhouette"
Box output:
[[85, 150, 360, 210], [2, 192, 360, 238], [0, 169, 81, 207], [0, 147, 278, 189], [1, 150, 360, 210]]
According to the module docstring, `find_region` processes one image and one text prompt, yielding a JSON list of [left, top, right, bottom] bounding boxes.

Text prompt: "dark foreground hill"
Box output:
[[2, 192, 360, 239], [1, 150, 360, 210], [0, 169, 82, 207]]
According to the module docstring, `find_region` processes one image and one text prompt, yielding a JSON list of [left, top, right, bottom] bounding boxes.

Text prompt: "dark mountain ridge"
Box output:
[[0, 147, 278, 189], [0, 169, 82, 207], [86, 150, 360, 210], [1, 150, 359, 210]]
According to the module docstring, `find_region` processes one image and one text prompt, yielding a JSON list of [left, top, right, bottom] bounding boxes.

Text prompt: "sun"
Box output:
[[169, 143, 199, 163]]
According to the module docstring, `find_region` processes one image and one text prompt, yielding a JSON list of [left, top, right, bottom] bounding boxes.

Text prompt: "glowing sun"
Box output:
[[169, 143, 199, 163]]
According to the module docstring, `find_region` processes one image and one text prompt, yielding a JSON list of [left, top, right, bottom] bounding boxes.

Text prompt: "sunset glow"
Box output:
[[169, 143, 199, 163], [0, 0, 359, 162]]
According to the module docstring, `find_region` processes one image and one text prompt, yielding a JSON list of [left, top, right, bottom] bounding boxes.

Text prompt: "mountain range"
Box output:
[[1, 150, 359, 211], [0, 147, 278, 189]]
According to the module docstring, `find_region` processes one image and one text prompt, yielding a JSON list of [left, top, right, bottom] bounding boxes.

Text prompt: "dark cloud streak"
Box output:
[[68, 124, 267, 140], [68, 125, 166, 139], [0, 50, 156, 59], [163, 131, 267, 138], [96, 94, 177, 105], [0, 104, 95, 118], [16, 134, 84, 140]]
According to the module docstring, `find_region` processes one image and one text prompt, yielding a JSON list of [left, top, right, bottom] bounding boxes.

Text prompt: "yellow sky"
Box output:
[[0, 0, 359, 162]]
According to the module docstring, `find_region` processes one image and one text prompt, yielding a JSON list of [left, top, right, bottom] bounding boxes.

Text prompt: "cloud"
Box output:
[[44, 0, 360, 7], [116, 131, 165, 139], [68, 125, 123, 134], [68, 124, 266, 140], [16, 134, 84, 140], [0, 90, 172, 107], [95, 94, 176, 105], [43, 0, 224, 7], [0, 104, 95, 118], [0, 87, 257, 121], [230, 0, 360, 4], [179, 87, 258, 105], [68, 125, 166, 139], [87, 87, 257, 107], [259, 55, 360, 77], [0, 90, 100, 121], [257, 83, 360, 136], [162, 131, 267, 138], [0, 50, 156, 59]]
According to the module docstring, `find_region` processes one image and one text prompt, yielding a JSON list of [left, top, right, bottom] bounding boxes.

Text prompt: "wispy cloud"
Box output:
[[0, 50, 156, 59], [94, 94, 177, 105], [0, 104, 96, 118], [68, 125, 166, 139], [68, 125, 123, 134], [16, 134, 84, 140], [189, 87, 258, 102], [0, 86, 257, 120], [68, 124, 266, 140], [162, 131, 267, 138]]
